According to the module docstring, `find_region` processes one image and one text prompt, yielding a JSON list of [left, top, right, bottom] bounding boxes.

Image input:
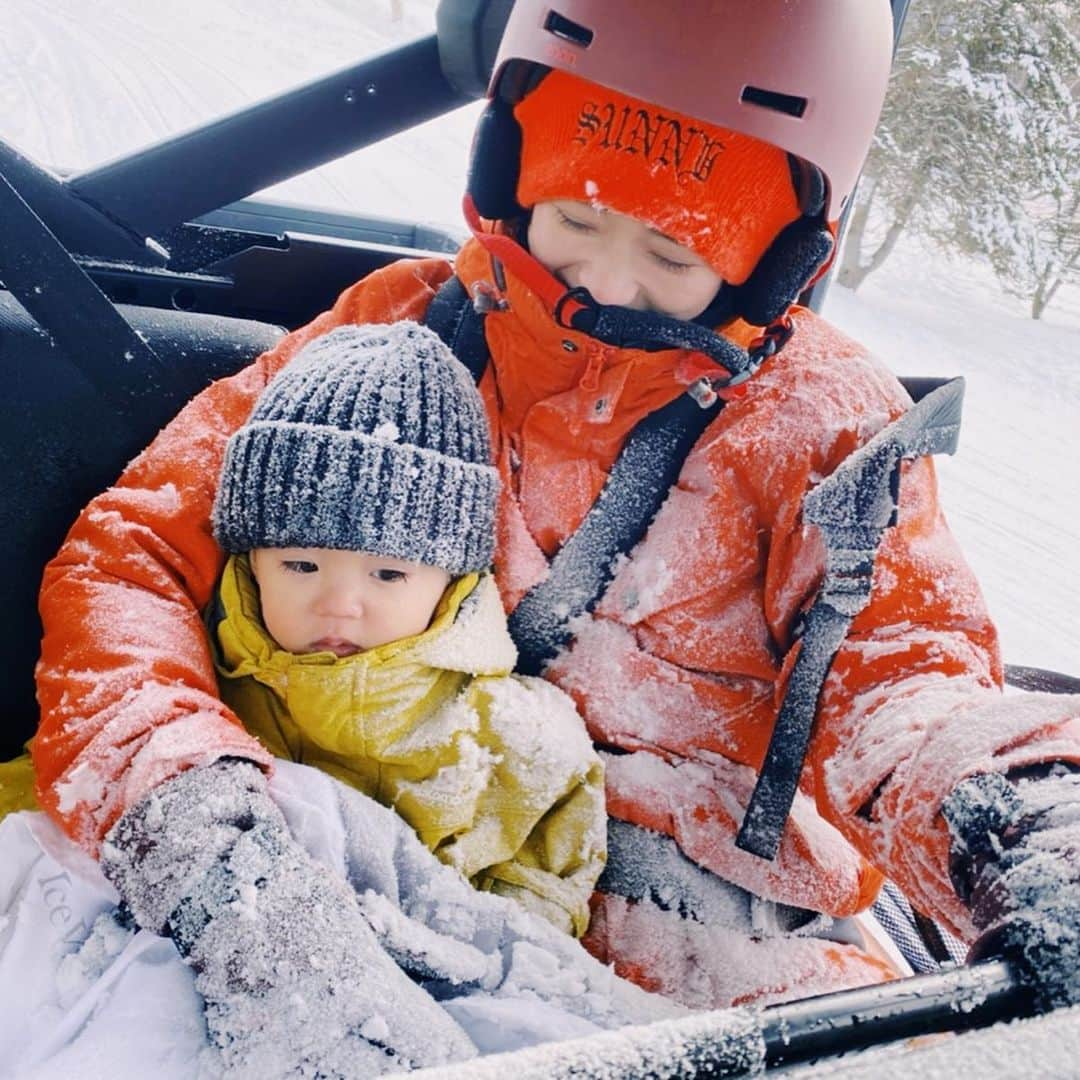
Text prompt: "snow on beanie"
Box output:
[[514, 69, 802, 286], [212, 322, 499, 575]]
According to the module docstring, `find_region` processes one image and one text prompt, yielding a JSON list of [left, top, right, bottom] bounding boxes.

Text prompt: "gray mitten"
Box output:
[[943, 766, 1080, 1008], [101, 759, 477, 1078]]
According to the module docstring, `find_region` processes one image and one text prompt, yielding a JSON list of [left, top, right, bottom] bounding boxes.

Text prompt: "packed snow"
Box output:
[[1, 1, 1078, 1076]]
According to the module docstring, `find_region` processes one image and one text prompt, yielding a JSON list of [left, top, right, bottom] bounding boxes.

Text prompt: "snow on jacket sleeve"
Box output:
[[728, 317, 1080, 939], [436, 675, 608, 938], [33, 257, 455, 853], [550, 309, 1080, 932]]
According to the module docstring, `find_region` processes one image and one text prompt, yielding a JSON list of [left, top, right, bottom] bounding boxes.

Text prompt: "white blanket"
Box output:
[[0, 761, 681, 1079]]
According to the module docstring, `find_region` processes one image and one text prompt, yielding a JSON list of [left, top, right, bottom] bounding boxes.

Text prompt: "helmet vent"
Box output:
[[741, 86, 807, 119], [543, 11, 594, 48]]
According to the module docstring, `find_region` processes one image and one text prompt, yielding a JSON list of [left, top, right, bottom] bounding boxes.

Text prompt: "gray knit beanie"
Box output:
[[212, 322, 499, 575]]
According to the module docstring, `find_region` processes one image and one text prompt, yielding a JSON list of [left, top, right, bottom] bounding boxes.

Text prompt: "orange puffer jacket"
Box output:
[[35, 240, 1080, 943]]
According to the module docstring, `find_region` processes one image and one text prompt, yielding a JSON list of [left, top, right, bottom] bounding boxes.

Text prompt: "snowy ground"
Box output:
[[823, 241, 1080, 676]]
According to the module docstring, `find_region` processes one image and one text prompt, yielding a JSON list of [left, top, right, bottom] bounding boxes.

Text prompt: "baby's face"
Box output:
[[527, 199, 724, 321], [249, 547, 451, 656]]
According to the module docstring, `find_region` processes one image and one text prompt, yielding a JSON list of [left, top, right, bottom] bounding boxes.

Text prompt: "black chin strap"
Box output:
[[552, 285, 779, 387]]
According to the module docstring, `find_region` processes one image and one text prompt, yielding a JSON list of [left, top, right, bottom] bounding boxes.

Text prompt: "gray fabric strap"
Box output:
[[737, 378, 966, 860]]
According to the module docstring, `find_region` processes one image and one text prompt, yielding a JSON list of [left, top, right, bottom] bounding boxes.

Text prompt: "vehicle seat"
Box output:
[[1, 292, 284, 759]]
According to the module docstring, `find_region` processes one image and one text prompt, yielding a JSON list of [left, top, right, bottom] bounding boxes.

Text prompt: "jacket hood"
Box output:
[[210, 554, 518, 762], [213, 553, 517, 680]]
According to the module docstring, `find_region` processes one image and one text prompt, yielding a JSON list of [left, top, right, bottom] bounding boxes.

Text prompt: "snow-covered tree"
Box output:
[[837, 0, 1079, 319]]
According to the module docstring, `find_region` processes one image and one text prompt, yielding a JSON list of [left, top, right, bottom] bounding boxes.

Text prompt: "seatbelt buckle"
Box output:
[[471, 280, 509, 314]]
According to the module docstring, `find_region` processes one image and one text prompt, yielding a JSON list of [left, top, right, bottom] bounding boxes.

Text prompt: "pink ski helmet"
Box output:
[[485, 0, 894, 222]]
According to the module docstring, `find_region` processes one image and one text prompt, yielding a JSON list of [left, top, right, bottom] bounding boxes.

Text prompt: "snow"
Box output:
[[0, 761, 684, 1078], [822, 236, 1079, 675], [2, 1, 1079, 1073]]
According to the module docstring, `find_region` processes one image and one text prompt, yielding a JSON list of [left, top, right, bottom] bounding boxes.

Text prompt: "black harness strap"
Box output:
[[736, 377, 967, 860], [423, 274, 490, 383], [509, 388, 721, 675]]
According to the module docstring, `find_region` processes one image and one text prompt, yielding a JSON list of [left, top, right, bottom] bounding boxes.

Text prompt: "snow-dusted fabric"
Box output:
[[211, 557, 606, 936], [33, 246, 1080, 1005], [587, 819, 904, 1008], [213, 321, 499, 575], [583, 891, 897, 1010], [0, 760, 684, 1079], [100, 759, 476, 1076]]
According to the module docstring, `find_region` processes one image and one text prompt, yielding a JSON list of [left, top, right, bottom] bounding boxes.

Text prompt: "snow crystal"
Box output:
[[54, 760, 109, 816], [392, 732, 496, 812], [480, 675, 597, 791], [359, 1014, 391, 1043], [372, 420, 400, 441], [55, 909, 133, 1005]]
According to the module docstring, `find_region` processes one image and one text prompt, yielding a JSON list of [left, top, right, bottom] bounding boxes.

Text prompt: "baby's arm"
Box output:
[[439, 676, 606, 937]]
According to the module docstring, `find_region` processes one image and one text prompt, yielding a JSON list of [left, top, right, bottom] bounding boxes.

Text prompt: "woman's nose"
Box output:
[[575, 260, 641, 309]]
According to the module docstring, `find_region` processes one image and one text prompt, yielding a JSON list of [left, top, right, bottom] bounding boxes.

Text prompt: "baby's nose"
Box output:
[[319, 584, 366, 618]]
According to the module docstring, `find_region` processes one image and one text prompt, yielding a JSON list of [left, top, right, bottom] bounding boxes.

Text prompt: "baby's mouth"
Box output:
[[310, 637, 362, 657]]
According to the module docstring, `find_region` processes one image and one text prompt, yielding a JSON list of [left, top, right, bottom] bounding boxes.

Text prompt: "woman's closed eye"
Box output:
[[556, 207, 597, 233], [650, 249, 695, 273], [282, 559, 319, 574]]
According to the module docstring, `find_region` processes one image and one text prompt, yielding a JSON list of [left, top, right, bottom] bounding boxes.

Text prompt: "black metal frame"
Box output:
[[1, 0, 913, 323]]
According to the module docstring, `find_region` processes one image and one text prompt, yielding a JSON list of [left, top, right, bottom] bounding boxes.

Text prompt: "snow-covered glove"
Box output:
[[100, 759, 477, 1078], [943, 766, 1080, 1008]]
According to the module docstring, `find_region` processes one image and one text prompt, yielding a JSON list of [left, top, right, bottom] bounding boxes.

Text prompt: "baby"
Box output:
[[207, 320, 606, 936]]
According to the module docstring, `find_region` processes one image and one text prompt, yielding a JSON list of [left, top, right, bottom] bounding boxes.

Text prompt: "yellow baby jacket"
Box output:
[[210, 554, 606, 936]]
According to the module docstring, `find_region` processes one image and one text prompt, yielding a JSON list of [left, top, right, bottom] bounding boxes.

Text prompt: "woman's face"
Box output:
[[527, 200, 724, 321]]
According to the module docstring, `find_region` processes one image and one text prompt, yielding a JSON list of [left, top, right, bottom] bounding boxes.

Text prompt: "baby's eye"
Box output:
[[373, 568, 407, 583], [557, 208, 596, 233], [283, 560, 319, 574]]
